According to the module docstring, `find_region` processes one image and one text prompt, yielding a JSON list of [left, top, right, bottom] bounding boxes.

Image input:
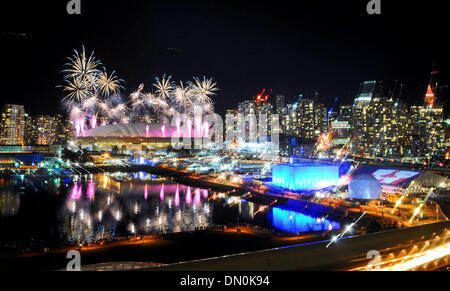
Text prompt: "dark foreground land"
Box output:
[[0, 225, 329, 271]]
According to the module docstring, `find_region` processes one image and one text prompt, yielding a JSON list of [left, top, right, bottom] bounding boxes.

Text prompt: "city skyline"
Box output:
[[1, 0, 449, 116], [1, 0, 450, 275]]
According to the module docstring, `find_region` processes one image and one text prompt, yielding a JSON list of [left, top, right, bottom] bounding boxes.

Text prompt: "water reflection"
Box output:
[[237, 200, 341, 234], [60, 173, 213, 243], [270, 207, 341, 233], [0, 179, 20, 218], [0, 172, 342, 246]]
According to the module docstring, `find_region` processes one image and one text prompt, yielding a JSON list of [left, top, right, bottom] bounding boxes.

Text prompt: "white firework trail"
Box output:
[[62, 76, 88, 105], [61, 48, 219, 134], [82, 95, 100, 112], [153, 74, 174, 100], [60, 46, 126, 135], [63, 46, 102, 80], [97, 69, 123, 97], [190, 77, 218, 106]]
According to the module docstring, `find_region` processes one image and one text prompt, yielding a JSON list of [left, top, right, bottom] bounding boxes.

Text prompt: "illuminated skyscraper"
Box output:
[[352, 81, 411, 157], [0, 104, 25, 145], [295, 99, 315, 139], [425, 64, 439, 108], [339, 105, 353, 122], [24, 113, 38, 145], [415, 106, 445, 159], [354, 81, 377, 103], [36, 115, 58, 145], [425, 85, 436, 108], [314, 103, 327, 136], [275, 95, 285, 115], [236, 100, 256, 143]]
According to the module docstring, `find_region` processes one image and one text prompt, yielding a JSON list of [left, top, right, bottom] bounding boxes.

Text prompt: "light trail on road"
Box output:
[[350, 229, 450, 271]]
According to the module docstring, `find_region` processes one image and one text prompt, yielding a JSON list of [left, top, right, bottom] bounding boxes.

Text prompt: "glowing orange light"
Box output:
[[425, 85, 436, 107]]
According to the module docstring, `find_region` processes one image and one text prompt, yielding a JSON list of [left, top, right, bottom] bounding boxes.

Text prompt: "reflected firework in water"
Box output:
[[0, 172, 342, 247], [60, 173, 213, 243]]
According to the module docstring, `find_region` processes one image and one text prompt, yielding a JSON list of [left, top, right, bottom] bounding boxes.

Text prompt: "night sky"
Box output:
[[1, 0, 449, 116]]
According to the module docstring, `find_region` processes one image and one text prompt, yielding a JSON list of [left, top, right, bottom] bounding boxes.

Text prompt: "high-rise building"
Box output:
[[352, 95, 407, 157], [425, 85, 437, 108], [407, 67, 446, 159], [339, 105, 353, 122], [1, 104, 25, 145], [24, 113, 38, 145], [351, 74, 446, 159], [295, 99, 315, 139], [425, 64, 439, 108], [281, 104, 297, 135], [429, 63, 439, 93], [278, 97, 326, 141], [236, 100, 256, 143], [354, 81, 377, 103], [36, 115, 58, 145], [314, 103, 327, 135], [275, 95, 285, 115], [415, 106, 445, 159]]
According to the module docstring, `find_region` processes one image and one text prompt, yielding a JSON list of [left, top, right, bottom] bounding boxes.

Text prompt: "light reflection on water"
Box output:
[[62, 173, 213, 243], [0, 172, 341, 246], [0, 179, 20, 218]]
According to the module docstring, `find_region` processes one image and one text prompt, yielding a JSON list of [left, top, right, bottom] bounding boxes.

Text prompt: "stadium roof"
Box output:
[[84, 123, 201, 138]]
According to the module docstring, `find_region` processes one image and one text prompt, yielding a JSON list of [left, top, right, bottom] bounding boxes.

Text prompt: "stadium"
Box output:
[[76, 123, 200, 152]]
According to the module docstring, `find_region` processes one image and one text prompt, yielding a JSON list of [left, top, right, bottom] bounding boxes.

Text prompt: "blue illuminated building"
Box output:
[[270, 207, 341, 233], [272, 163, 340, 190]]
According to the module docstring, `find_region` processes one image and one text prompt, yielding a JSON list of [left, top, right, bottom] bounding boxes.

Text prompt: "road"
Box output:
[[149, 221, 450, 271]]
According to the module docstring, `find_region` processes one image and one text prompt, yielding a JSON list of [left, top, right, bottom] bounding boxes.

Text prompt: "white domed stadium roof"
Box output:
[[348, 174, 382, 200], [85, 123, 175, 138]]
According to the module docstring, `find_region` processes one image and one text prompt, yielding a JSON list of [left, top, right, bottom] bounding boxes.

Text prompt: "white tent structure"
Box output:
[[348, 174, 382, 200]]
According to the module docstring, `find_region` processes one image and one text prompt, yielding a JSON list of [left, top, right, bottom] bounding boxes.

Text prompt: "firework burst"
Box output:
[[60, 46, 219, 136], [190, 77, 218, 107], [60, 46, 125, 135], [110, 103, 128, 120], [62, 77, 88, 105], [82, 95, 100, 112], [153, 74, 174, 100], [97, 69, 123, 97], [173, 81, 194, 107], [63, 46, 101, 80]]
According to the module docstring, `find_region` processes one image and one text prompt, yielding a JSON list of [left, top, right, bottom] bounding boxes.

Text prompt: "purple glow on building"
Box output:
[[85, 122, 207, 138], [161, 125, 166, 138], [75, 119, 82, 136], [187, 119, 192, 137], [144, 184, 148, 200], [70, 183, 82, 200], [86, 180, 95, 199], [90, 115, 97, 130], [186, 187, 192, 204], [194, 188, 201, 205], [175, 184, 180, 207], [160, 184, 165, 201]]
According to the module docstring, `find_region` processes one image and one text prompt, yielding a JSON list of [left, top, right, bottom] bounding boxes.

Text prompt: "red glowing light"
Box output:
[[255, 89, 272, 104], [425, 85, 436, 107]]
